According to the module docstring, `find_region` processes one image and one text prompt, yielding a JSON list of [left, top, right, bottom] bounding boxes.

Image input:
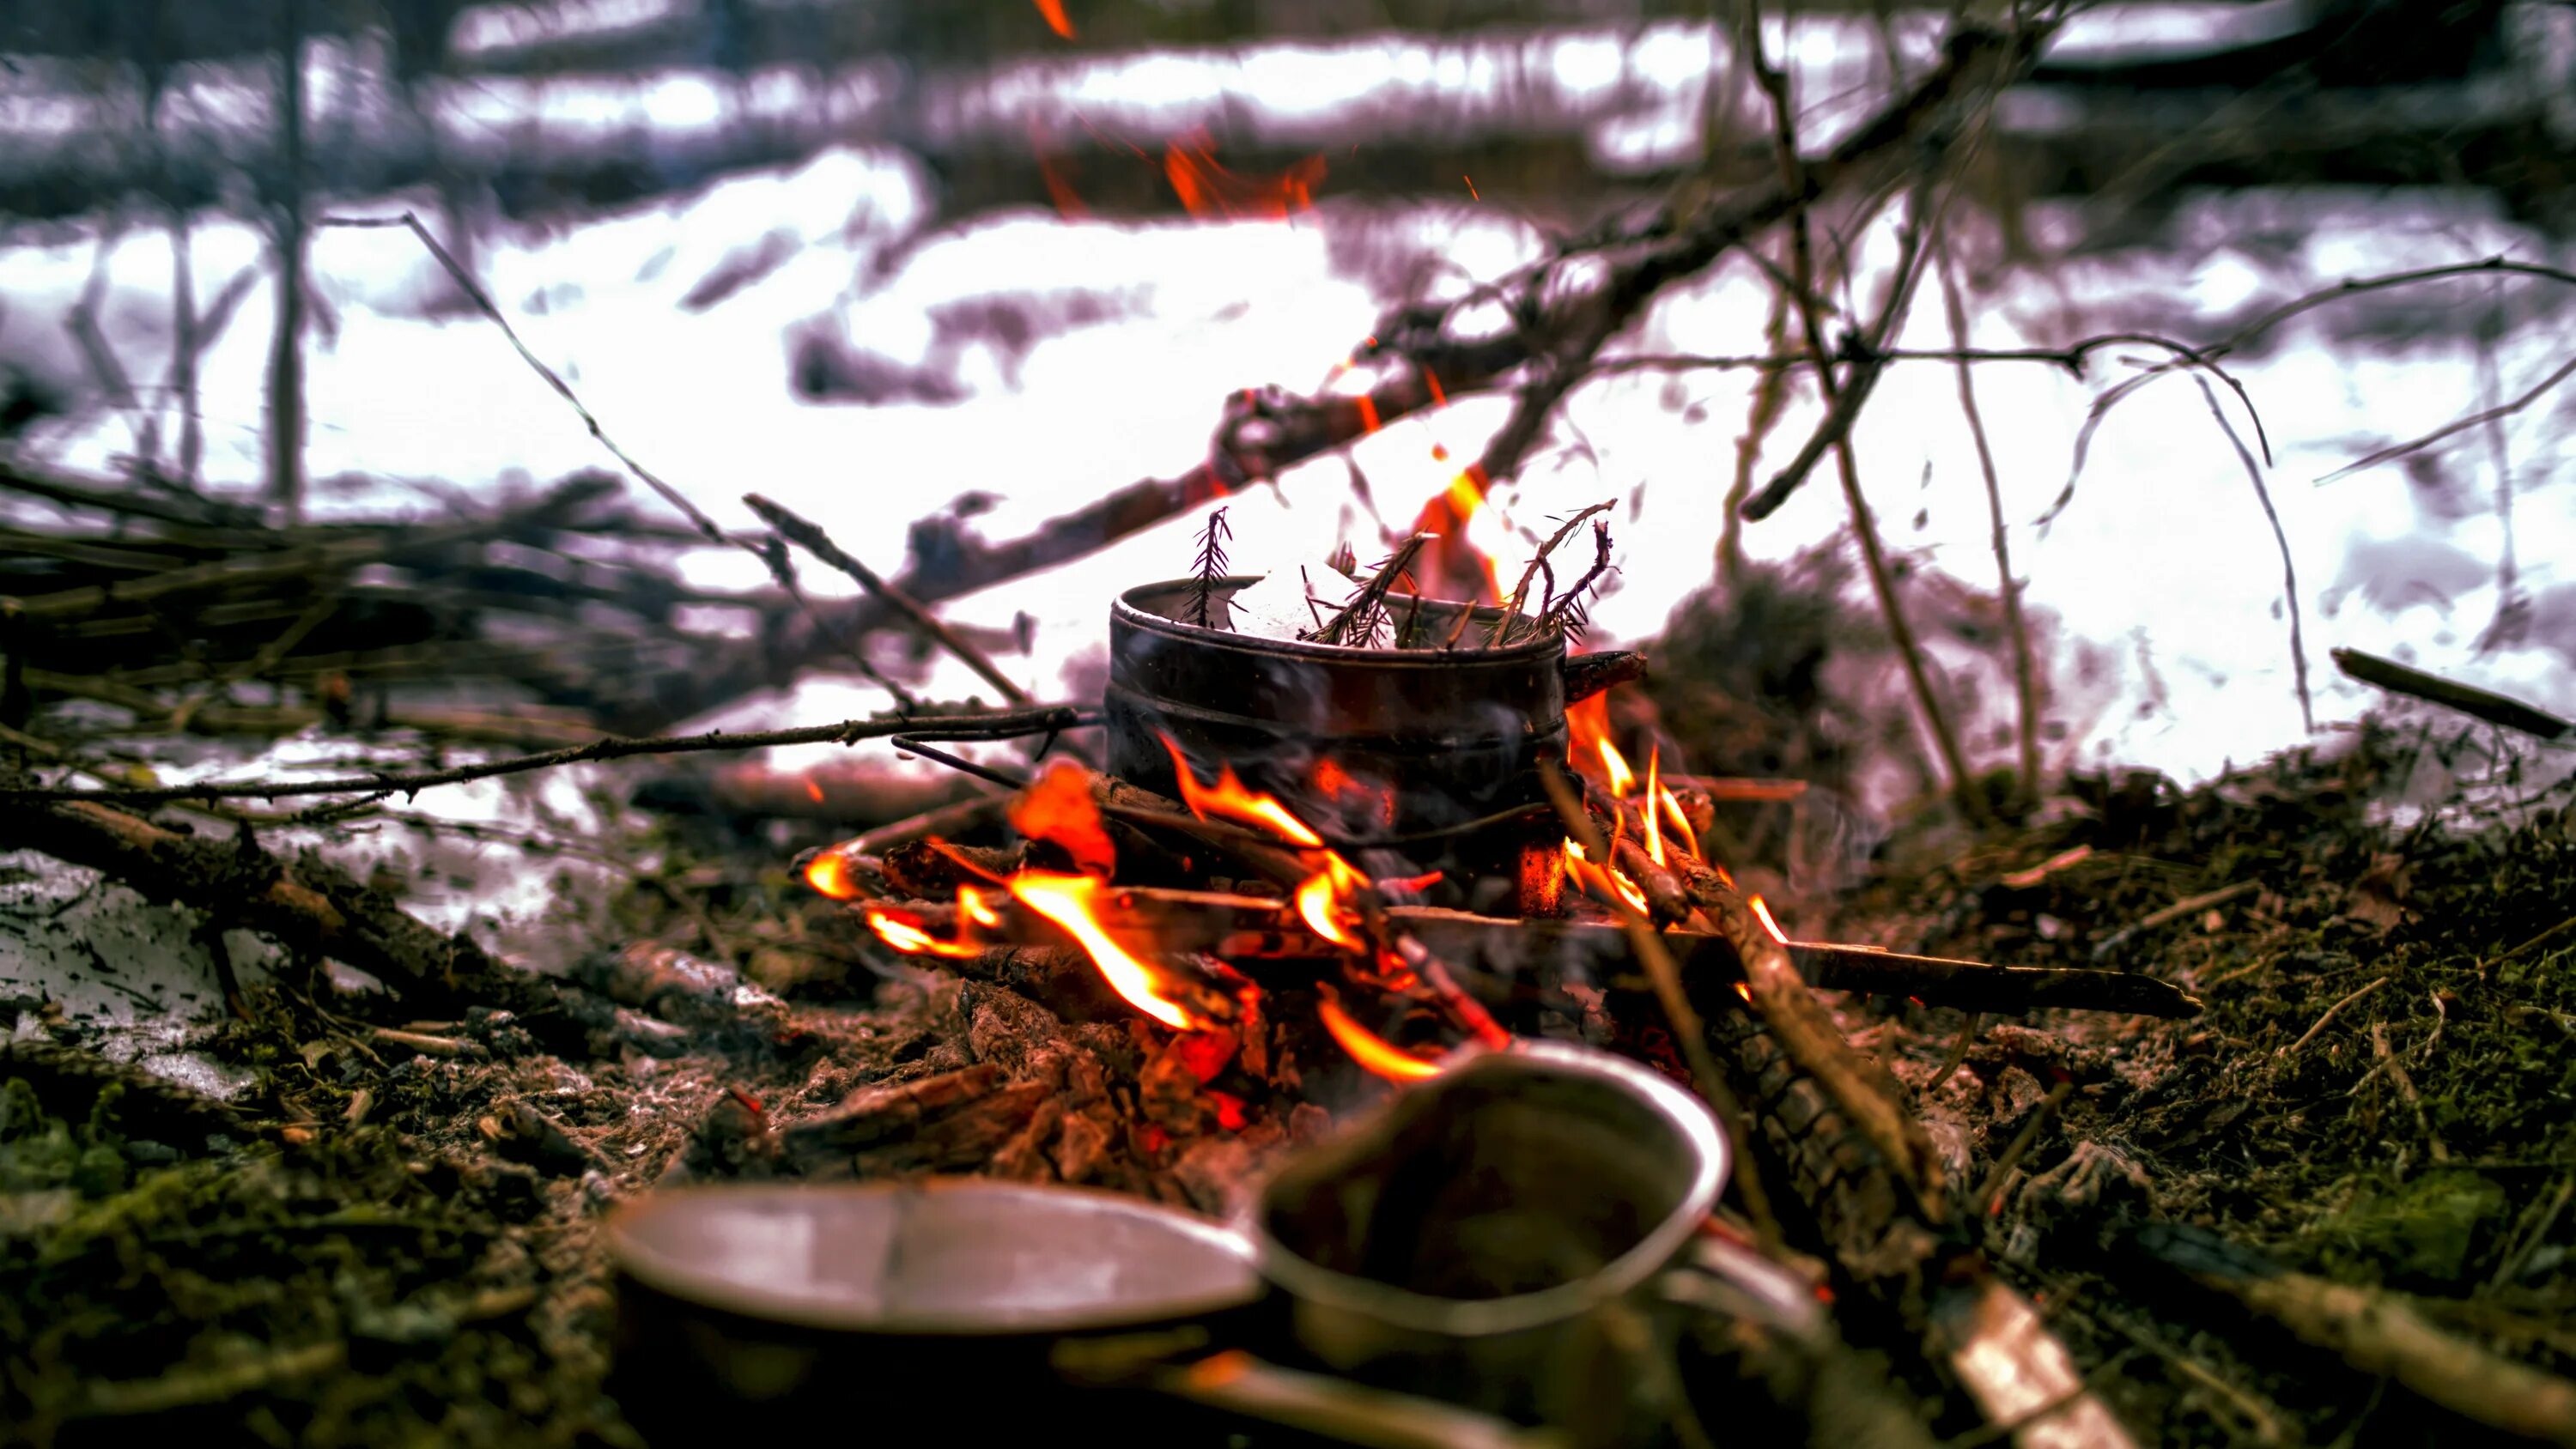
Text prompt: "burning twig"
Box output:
[[1668, 841, 1953, 1222], [1540, 761, 1783, 1246], [1184, 506, 1232, 628], [856, 887, 2199, 1018]]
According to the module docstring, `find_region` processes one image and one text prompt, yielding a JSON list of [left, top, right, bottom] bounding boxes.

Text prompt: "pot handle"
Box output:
[[1559, 651, 1645, 706], [1657, 1228, 1831, 1341], [1149, 1351, 1567, 1449]]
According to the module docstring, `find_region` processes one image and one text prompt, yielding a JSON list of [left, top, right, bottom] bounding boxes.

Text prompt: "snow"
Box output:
[[5, 22, 2575, 1042]]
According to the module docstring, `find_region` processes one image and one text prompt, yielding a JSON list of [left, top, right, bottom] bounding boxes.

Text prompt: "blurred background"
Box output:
[[2, 0, 2572, 797]]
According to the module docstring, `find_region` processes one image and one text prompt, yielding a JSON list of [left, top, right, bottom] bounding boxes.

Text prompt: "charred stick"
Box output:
[[1612, 837, 1698, 927], [1675, 852, 1953, 1223], [2330, 646, 2572, 742], [1558, 649, 1646, 705], [867, 888, 2196, 1017], [1540, 761, 1783, 1246]]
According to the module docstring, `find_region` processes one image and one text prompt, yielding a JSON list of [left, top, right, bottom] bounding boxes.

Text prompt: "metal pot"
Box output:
[[1103, 576, 1570, 846], [1251, 1041, 1729, 1449]]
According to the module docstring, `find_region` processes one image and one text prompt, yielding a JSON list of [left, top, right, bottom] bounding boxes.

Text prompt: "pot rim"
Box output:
[[608, 1178, 1262, 1337], [1116, 575, 1566, 666], [1248, 1040, 1730, 1339]]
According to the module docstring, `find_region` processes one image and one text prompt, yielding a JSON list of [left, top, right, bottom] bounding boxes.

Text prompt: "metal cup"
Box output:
[[1250, 1041, 1730, 1448]]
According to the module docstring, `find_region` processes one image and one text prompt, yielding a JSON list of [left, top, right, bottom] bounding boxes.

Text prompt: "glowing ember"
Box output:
[[1009, 871, 1200, 1030], [1316, 993, 1444, 1082], [1164, 133, 1326, 220], [803, 846, 866, 901], [1010, 760, 1117, 877], [958, 883, 1004, 929]]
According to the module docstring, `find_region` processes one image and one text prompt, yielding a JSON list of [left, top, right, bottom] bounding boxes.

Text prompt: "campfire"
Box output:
[[579, 537, 2207, 1444]]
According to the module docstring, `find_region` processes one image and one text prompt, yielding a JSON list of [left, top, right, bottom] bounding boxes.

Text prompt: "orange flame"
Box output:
[[1164, 132, 1325, 220], [1010, 760, 1117, 877], [1643, 746, 1662, 864], [1163, 737, 1326, 848], [1009, 872, 1200, 1030], [1296, 854, 1368, 948], [1031, 0, 1075, 38], [1563, 839, 1649, 917], [865, 909, 982, 960], [1409, 466, 1508, 604], [1748, 895, 1790, 944], [1656, 783, 1700, 863], [1565, 693, 1611, 773], [958, 883, 1004, 929], [1317, 993, 1444, 1082], [804, 846, 866, 901]]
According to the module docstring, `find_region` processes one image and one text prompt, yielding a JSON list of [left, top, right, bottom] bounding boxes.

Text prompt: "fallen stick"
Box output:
[[2125, 1222, 2576, 1447], [4, 800, 533, 1011], [2090, 879, 2261, 959], [0, 705, 1092, 808], [2331, 646, 2572, 742]]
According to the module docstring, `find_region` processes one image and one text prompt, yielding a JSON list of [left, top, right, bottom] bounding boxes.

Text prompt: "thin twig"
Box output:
[[2324, 355, 2576, 484], [1308, 534, 1431, 647], [0, 706, 1093, 808], [1973, 1078, 2072, 1212], [1186, 506, 1233, 628], [318, 212, 732, 548], [1939, 242, 2041, 805], [2278, 974, 2389, 1058], [2191, 373, 2313, 733], [744, 493, 1032, 706]]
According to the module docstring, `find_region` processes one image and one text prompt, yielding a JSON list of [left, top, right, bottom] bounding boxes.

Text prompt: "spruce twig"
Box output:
[[1538, 520, 1615, 640], [1186, 506, 1233, 628], [1487, 501, 1613, 646], [1306, 534, 1431, 648]]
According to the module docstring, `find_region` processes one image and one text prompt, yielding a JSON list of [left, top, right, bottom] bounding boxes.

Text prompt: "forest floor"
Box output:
[[3, 696, 2571, 1447]]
